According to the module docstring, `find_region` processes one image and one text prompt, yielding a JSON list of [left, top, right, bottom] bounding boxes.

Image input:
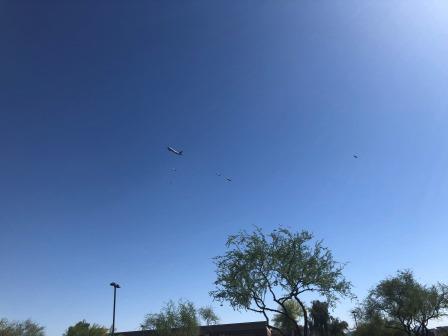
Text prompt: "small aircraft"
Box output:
[[167, 146, 183, 155], [353, 154, 359, 159], [216, 172, 232, 182]]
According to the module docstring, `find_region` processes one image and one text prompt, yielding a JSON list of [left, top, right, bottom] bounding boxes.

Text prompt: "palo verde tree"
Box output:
[[210, 227, 352, 336], [361, 270, 448, 336]]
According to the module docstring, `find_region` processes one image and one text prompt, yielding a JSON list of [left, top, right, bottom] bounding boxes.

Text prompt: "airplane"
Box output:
[[217, 172, 231, 182], [353, 154, 359, 159], [167, 146, 183, 155]]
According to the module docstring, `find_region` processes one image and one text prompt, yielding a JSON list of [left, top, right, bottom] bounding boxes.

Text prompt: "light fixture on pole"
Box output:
[[110, 282, 120, 336]]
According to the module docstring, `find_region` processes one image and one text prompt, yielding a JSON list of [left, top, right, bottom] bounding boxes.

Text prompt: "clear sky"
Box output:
[[1, 1, 448, 335]]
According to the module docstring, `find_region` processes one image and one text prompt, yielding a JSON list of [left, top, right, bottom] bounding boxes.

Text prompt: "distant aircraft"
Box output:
[[167, 146, 183, 155], [216, 172, 231, 182], [353, 154, 359, 159]]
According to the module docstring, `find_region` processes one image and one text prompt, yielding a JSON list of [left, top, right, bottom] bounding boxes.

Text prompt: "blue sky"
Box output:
[[1, 1, 448, 335]]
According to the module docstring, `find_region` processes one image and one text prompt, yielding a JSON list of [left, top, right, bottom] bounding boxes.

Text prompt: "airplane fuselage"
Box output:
[[168, 146, 183, 155]]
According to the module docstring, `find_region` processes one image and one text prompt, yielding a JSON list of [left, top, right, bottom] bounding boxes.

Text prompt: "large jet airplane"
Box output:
[[167, 146, 183, 155]]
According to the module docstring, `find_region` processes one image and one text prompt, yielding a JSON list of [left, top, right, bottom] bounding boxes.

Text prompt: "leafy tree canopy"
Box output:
[[63, 320, 108, 336], [273, 300, 303, 335], [141, 300, 219, 336], [352, 314, 406, 336], [198, 307, 219, 326], [327, 318, 348, 336], [308, 301, 348, 336], [310, 300, 330, 335], [360, 270, 448, 336], [0, 318, 45, 336], [210, 227, 352, 336]]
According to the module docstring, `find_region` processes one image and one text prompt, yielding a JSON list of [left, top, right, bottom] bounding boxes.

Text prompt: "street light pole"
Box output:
[[110, 282, 120, 336]]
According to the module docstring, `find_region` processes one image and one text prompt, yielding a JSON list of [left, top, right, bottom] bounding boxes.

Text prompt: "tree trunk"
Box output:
[[294, 297, 308, 336], [302, 306, 309, 336], [294, 324, 301, 336]]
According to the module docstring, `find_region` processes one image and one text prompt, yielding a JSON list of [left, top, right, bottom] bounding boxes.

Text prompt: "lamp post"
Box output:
[[110, 282, 120, 336]]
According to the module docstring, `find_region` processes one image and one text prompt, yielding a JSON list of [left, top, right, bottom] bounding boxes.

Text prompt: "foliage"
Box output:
[[308, 301, 348, 336], [141, 300, 199, 336], [198, 307, 219, 326], [63, 321, 108, 336], [352, 314, 406, 336], [433, 327, 448, 336], [273, 300, 303, 335], [0, 319, 45, 336], [310, 301, 330, 336], [349, 307, 363, 329], [327, 318, 348, 336], [210, 227, 352, 336], [363, 270, 448, 336]]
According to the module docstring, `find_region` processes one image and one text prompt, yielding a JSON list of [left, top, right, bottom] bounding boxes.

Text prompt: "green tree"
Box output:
[[352, 314, 406, 336], [198, 307, 219, 326], [272, 300, 303, 336], [327, 318, 348, 336], [210, 227, 352, 336], [63, 321, 108, 336], [310, 301, 330, 336], [141, 300, 199, 336], [349, 307, 362, 329], [361, 270, 448, 336], [0, 319, 45, 336], [308, 301, 348, 336]]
